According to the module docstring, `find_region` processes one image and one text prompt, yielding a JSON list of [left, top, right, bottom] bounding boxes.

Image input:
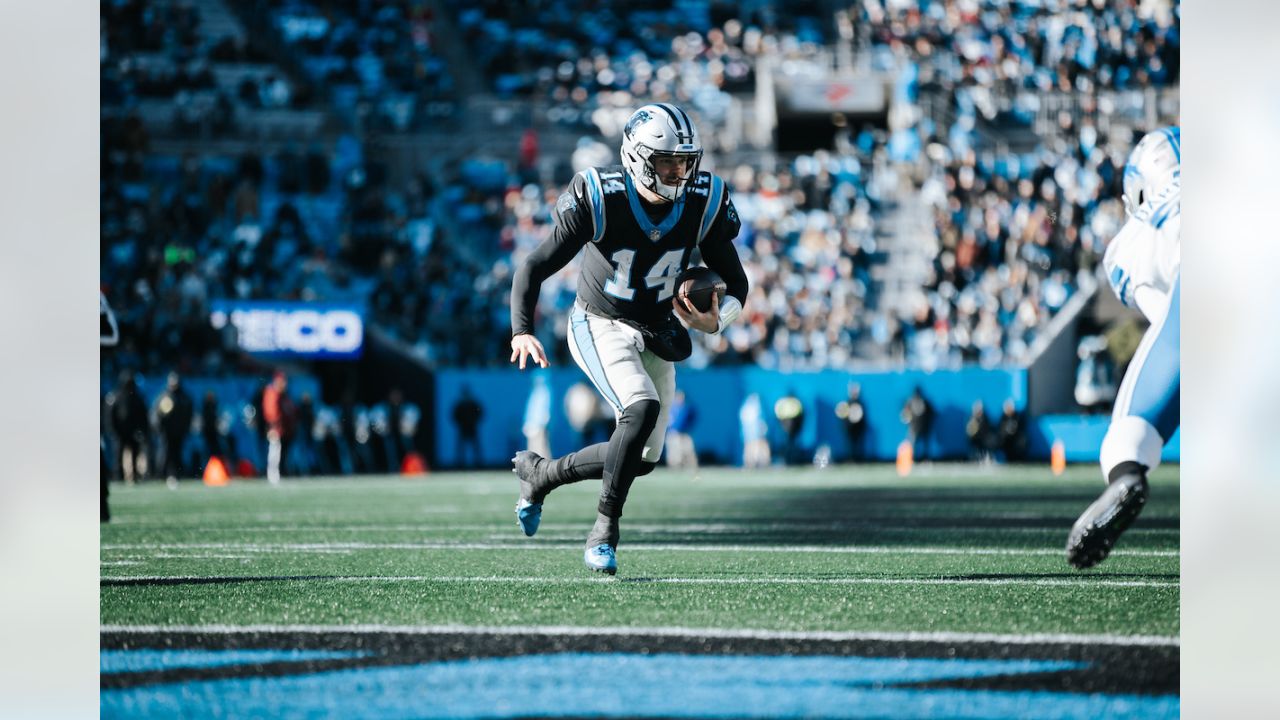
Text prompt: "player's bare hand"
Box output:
[[673, 292, 720, 334], [510, 333, 548, 369]]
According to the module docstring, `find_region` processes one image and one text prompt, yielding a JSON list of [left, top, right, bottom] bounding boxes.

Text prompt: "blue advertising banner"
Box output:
[[210, 301, 364, 359]]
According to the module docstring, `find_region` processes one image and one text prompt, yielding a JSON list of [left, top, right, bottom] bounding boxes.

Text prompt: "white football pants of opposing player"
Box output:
[[566, 304, 674, 464]]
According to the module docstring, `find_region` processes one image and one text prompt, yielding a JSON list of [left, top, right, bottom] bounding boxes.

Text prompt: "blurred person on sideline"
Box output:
[[997, 399, 1027, 463], [101, 292, 120, 521], [452, 385, 485, 468], [199, 390, 224, 463], [774, 391, 805, 466], [293, 391, 318, 476], [508, 103, 749, 575], [966, 400, 994, 464], [262, 370, 296, 483], [900, 386, 935, 461], [152, 371, 194, 485], [835, 382, 867, 463], [108, 369, 150, 484], [664, 390, 698, 470], [1074, 335, 1118, 413], [740, 392, 770, 468], [564, 381, 601, 448]]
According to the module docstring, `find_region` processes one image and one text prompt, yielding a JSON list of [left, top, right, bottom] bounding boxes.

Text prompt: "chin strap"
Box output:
[[713, 295, 742, 335]]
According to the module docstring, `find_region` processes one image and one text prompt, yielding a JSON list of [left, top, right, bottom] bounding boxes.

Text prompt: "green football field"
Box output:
[[100, 463, 1179, 719], [101, 463, 1178, 635]]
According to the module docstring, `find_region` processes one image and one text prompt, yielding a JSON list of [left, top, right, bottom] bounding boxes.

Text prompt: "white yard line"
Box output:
[[101, 574, 1177, 589], [99, 623, 1180, 648], [103, 522, 1180, 533], [101, 541, 1179, 558]]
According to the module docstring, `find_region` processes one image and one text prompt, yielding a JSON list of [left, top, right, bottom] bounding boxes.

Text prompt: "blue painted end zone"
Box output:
[[102, 652, 1178, 720], [101, 648, 369, 674]]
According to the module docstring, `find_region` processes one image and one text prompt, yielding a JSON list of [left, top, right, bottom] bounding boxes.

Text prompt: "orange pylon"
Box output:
[[401, 452, 429, 476], [896, 440, 914, 477], [203, 456, 230, 486], [1050, 440, 1067, 476]]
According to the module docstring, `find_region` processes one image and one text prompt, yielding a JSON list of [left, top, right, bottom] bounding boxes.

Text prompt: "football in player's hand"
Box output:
[[675, 266, 727, 313]]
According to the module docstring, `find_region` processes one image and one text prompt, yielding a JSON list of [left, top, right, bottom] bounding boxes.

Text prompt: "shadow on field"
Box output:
[[944, 572, 1181, 582], [630, 484, 1179, 547]]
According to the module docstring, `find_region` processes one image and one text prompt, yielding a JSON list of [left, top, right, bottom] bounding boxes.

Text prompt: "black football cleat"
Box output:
[[1066, 470, 1149, 569]]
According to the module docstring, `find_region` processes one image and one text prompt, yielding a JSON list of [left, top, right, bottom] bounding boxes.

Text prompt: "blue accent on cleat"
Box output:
[[515, 498, 542, 537], [584, 544, 617, 575]]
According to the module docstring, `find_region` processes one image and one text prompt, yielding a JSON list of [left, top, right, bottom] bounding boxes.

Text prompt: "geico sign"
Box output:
[[213, 308, 363, 355]]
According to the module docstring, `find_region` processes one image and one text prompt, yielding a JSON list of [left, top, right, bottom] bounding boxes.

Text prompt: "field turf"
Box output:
[[101, 463, 1179, 719]]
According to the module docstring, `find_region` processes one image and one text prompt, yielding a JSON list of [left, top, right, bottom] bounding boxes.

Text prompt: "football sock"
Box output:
[[598, 399, 660, 519], [1107, 460, 1148, 485], [585, 511, 620, 549]]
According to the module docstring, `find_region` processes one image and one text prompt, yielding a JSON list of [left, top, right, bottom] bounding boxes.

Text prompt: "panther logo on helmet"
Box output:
[[620, 103, 703, 202]]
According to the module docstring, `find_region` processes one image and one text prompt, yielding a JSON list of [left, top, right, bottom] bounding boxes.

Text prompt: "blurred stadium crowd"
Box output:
[[100, 0, 1178, 474]]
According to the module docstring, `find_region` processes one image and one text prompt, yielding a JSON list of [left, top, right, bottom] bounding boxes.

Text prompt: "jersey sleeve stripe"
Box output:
[[583, 168, 607, 243], [697, 175, 725, 245]]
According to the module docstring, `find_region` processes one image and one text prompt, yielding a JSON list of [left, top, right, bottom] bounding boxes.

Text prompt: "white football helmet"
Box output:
[[1122, 126, 1180, 216], [620, 103, 703, 202]]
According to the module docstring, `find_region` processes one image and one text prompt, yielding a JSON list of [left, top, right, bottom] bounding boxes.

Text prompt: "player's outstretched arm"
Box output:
[[508, 176, 591, 367]]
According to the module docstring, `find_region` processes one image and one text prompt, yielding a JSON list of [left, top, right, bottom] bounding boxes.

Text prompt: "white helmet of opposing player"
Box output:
[[620, 103, 703, 202], [1122, 126, 1180, 216]]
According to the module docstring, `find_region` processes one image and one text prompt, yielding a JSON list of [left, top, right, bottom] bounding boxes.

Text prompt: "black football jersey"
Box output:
[[560, 165, 742, 322], [511, 166, 743, 335]]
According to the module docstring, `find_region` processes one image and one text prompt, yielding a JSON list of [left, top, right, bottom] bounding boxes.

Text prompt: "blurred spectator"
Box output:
[[293, 392, 318, 476], [1075, 335, 1118, 413], [314, 407, 346, 476], [739, 393, 770, 468], [340, 393, 375, 474], [262, 370, 297, 483], [774, 391, 805, 465], [665, 390, 698, 470], [453, 385, 486, 468], [107, 370, 149, 484], [901, 386, 935, 461], [384, 388, 410, 471], [965, 400, 995, 464], [565, 381, 602, 447], [199, 390, 227, 464], [367, 405, 394, 473], [835, 382, 868, 463], [997, 399, 1028, 463], [152, 371, 194, 483]]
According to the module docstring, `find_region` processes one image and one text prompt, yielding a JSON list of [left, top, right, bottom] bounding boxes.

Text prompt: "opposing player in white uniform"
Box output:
[[509, 103, 749, 574], [1067, 127, 1180, 569]]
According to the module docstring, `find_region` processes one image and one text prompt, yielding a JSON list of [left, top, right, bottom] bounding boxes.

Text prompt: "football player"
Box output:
[[509, 103, 749, 575], [1067, 127, 1180, 569], [101, 291, 120, 522]]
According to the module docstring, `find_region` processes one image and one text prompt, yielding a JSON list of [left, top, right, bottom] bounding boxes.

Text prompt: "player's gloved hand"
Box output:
[[510, 332, 549, 369], [673, 292, 720, 334]]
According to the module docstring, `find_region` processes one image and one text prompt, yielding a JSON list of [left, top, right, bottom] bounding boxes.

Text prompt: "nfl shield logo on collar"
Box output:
[[649, 228, 662, 241]]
